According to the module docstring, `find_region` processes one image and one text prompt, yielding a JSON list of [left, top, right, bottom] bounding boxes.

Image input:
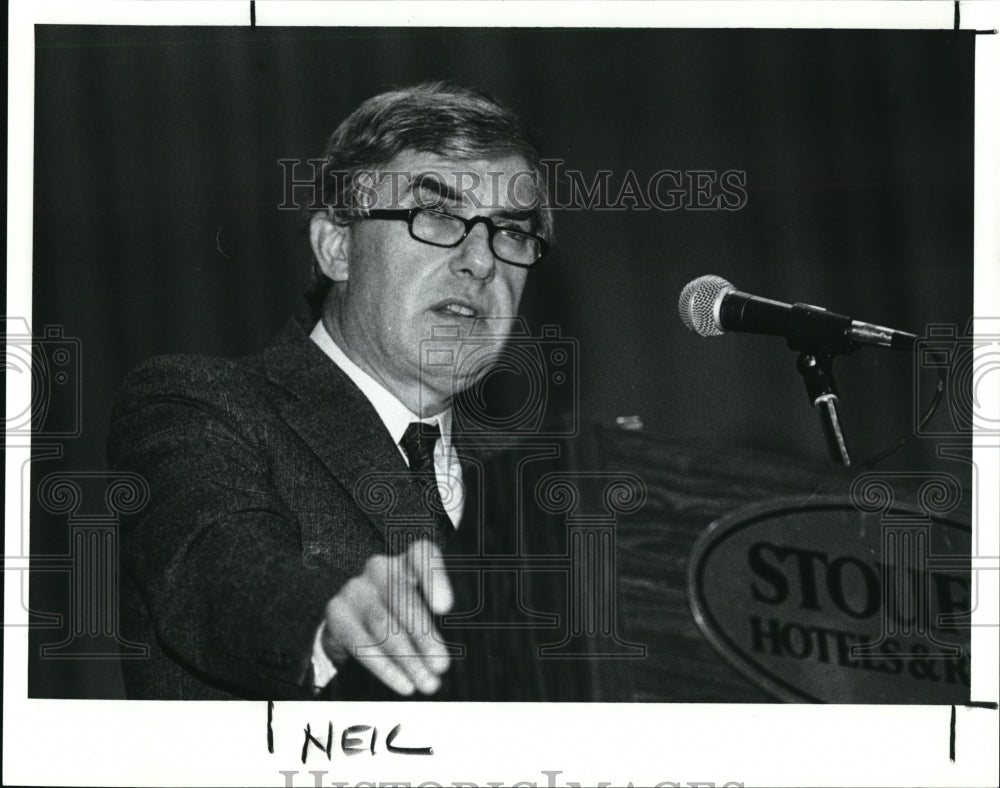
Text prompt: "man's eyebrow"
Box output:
[[411, 175, 538, 225], [411, 176, 459, 203], [491, 207, 536, 223]]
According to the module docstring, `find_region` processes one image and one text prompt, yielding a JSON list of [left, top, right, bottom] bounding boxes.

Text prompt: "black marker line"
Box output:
[[250, 1, 256, 29], [951, 702, 999, 762], [267, 700, 274, 753], [949, 704, 956, 762], [950, 0, 997, 33]]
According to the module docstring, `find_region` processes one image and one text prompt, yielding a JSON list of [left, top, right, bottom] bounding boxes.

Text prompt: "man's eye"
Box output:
[[501, 225, 533, 237], [499, 230, 532, 247]]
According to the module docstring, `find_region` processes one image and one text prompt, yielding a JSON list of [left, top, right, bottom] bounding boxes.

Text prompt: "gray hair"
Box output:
[[305, 82, 552, 316]]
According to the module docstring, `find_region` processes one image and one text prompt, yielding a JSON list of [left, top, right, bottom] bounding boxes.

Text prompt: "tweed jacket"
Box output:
[[107, 318, 456, 700]]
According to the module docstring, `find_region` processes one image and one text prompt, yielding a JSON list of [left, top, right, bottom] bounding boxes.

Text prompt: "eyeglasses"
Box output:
[[364, 208, 549, 268]]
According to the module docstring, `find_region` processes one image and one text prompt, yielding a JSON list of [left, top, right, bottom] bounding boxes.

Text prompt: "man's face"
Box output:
[[315, 150, 541, 416]]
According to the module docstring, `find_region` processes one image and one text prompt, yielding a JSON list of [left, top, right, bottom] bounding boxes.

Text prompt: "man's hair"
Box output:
[[305, 81, 553, 317]]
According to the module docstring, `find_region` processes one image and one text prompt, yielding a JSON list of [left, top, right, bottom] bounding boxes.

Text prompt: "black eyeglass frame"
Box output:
[[363, 208, 549, 269]]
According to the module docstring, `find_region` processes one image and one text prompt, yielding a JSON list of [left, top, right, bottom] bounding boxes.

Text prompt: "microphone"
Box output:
[[678, 275, 918, 352]]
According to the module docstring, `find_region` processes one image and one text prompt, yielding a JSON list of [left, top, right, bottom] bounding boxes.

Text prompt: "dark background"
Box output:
[[28, 27, 974, 697]]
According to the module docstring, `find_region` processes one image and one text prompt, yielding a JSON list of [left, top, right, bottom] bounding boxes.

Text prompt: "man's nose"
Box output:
[[449, 221, 496, 281]]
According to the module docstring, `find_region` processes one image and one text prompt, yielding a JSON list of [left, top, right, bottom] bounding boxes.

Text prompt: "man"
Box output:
[[107, 82, 553, 700]]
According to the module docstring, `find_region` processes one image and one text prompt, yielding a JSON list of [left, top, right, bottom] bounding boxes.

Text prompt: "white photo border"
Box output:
[[6, 2, 999, 787]]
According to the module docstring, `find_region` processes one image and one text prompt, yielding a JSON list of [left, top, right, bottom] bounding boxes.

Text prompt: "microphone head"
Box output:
[[678, 275, 735, 336]]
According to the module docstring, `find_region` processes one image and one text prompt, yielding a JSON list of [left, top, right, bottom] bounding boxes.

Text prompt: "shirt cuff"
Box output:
[[311, 622, 337, 690]]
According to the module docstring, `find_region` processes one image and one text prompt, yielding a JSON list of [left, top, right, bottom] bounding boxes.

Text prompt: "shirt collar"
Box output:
[[309, 320, 453, 451]]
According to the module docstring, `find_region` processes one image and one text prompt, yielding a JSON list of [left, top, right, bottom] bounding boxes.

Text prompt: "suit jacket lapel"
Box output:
[[259, 320, 437, 548]]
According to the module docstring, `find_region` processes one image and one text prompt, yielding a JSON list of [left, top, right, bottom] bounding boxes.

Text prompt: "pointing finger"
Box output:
[[406, 539, 453, 615]]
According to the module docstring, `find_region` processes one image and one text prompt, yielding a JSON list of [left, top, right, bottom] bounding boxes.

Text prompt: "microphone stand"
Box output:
[[785, 304, 859, 467], [796, 350, 851, 465]]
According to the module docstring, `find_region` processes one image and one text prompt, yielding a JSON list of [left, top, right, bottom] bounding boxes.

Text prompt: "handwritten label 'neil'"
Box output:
[[267, 702, 433, 764]]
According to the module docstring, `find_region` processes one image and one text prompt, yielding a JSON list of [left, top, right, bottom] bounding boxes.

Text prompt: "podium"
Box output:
[[429, 424, 972, 703]]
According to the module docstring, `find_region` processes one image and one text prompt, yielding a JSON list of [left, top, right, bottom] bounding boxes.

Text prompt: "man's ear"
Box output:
[[309, 212, 351, 282]]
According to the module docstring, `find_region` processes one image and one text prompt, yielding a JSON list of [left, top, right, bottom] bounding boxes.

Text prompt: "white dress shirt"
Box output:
[[308, 320, 464, 688]]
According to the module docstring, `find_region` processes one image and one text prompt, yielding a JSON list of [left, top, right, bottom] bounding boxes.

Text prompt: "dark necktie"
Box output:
[[399, 422, 453, 545]]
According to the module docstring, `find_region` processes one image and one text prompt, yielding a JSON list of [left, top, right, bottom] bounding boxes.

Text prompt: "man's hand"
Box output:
[[321, 539, 454, 695]]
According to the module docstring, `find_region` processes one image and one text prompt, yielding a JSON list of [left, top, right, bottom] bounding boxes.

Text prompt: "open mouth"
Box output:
[[433, 300, 481, 319]]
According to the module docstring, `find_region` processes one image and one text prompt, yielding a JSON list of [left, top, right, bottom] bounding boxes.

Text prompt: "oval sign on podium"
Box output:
[[687, 496, 971, 703]]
